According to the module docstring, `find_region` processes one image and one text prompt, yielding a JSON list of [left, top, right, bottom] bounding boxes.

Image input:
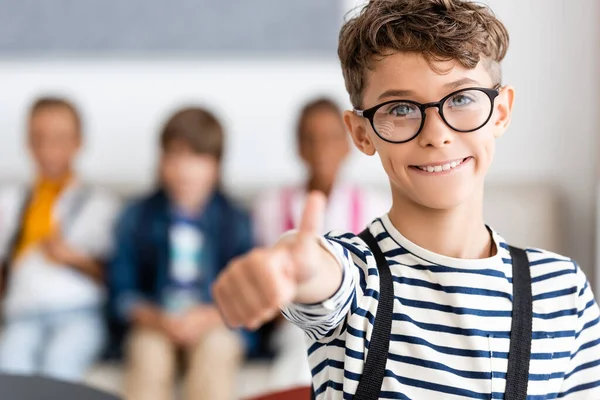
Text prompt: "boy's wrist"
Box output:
[[293, 237, 343, 305]]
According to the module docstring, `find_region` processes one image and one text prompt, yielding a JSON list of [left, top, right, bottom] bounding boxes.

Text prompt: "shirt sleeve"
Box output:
[[280, 232, 377, 342], [106, 204, 147, 323], [67, 189, 122, 260], [228, 208, 254, 260], [558, 263, 600, 398]]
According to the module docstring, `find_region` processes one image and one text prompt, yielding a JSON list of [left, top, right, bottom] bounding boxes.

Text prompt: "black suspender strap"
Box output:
[[352, 230, 533, 400], [505, 245, 533, 400], [354, 228, 394, 400]]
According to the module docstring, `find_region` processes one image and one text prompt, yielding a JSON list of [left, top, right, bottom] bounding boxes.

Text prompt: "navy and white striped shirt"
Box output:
[[282, 215, 600, 399]]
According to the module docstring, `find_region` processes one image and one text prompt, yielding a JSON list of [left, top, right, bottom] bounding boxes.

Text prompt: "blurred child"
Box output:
[[255, 97, 389, 245], [0, 97, 121, 381], [109, 107, 254, 400]]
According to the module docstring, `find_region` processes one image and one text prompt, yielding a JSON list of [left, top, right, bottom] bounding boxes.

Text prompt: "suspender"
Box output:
[[505, 245, 533, 400], [354, 229, 394, 400], [352, 229, 532, 400]]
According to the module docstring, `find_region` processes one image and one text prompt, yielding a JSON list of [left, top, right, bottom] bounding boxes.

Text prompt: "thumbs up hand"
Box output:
[[212, 192, 342, 330]]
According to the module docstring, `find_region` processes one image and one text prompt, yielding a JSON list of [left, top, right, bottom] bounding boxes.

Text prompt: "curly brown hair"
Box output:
[[338, 0, 509, 108]]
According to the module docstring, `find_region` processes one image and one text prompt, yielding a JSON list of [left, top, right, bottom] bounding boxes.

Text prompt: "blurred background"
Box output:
[[0, 0, 598, 398]]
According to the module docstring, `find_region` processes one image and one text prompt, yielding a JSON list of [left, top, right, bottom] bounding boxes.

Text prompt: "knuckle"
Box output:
[[248, 248, 267, 264]]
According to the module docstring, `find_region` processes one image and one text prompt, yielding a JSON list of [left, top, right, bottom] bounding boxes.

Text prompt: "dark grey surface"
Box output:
[[0, 375, 120, 400], [0, 0, 341, 54]]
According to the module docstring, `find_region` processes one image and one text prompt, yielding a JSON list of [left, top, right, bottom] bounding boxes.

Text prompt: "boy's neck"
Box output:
[[37, 170, 73, 186], [387, 187, 495, 260], [169, 193, 213, 219], [36, 170, 74, 188]]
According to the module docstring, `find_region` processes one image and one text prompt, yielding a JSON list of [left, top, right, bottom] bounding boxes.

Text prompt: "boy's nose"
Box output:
[[416, 107, 454, 148]]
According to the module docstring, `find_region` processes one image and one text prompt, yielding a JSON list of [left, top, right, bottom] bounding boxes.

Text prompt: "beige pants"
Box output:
[[124, 327, 243, 400]]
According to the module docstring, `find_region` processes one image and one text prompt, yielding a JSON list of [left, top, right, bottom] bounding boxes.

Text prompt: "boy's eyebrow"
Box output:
[[376, 78, 483, 102], [444, 77, 482, 89], [377, 89, 415, 101]]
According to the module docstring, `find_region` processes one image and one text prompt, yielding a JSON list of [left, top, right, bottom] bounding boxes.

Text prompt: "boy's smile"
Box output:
[[409, 156, 472, 175], [345, 51, 514, 211]]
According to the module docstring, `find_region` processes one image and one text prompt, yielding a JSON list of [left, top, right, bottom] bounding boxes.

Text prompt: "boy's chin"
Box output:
[[412, 188, 478, 211], [167, 187, 212, 210], [39, 166, 71, 180]]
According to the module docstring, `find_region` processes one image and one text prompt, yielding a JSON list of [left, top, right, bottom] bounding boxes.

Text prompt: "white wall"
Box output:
[[0, 57, 388, 191], [0, 0, 598, 280]]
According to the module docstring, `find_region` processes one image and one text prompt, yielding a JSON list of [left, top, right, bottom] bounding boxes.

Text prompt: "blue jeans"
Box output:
[[0, 307, 106, 382]]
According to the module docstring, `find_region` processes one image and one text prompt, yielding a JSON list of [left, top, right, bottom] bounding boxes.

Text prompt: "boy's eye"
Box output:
[[386, 102, 420, 118], [447, 93, 475, 108]]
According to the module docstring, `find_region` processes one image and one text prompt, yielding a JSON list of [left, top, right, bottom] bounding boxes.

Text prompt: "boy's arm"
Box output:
[[106, 206, 148, 324], [558, 263, 600, 398], [280, 236, 358, 341], [67, 254, 103, 282], [43, 242, 104, 282], [44, 193, 122, 282]]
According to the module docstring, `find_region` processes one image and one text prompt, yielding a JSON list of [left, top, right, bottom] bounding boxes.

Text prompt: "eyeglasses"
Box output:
[[353, 86, 501, 144]]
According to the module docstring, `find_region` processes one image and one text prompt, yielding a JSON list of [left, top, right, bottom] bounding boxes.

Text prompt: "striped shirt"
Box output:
[[282, 215, 600, 399]]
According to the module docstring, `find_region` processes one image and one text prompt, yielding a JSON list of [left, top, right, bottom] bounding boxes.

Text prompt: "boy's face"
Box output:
[[299, 109, 350, 184], [160, 140, 219, 211], [28, 107, 81, 180], [345, 52, 514, 210]]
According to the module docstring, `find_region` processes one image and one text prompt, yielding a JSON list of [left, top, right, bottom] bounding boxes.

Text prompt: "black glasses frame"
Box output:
[[353, 86, 501, 144]]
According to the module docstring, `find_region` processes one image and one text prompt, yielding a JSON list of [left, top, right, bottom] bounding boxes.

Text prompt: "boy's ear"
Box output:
[[493, 85, 515, 138], [343, 110, 377, 156]]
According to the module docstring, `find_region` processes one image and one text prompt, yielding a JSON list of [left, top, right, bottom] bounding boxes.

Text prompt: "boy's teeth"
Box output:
[[418, 158, 465, 173]]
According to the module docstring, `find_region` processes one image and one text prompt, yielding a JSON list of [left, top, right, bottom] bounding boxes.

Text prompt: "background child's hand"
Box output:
[[213, 191, 333, 330], [41, 231, 79, 265], [132, 303, 178, 339], [170, 305, 223, 346]]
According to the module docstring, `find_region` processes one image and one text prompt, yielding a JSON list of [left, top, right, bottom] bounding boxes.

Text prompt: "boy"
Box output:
[[0, 97, 120, 381], [108, 107, 254, 400], [213, 1, 600, 399]]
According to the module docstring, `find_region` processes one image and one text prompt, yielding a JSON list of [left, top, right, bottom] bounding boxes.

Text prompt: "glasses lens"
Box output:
[[373, 102, 422, 142], [442, 89, 493, 131]]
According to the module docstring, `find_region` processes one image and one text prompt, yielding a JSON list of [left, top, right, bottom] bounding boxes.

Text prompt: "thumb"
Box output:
[[290, 191, 327, 283], [297, 191, 327, 238]]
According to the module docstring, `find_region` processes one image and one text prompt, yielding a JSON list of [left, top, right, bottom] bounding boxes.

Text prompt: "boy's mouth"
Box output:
[[410, 157, 472, 173]]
